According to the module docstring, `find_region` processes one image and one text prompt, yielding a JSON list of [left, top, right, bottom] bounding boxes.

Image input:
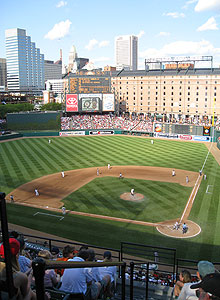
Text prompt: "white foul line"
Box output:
[[33, 212, 64, 221], [180, 140, 213, 224]]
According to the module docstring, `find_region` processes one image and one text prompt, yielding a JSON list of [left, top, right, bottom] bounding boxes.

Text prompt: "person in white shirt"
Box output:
[[60, 250, 92, 296], [178, 260, 215, 300]]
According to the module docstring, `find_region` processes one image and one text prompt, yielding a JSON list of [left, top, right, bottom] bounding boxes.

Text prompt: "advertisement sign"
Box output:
[[154, 133, 179, 139], [66, 94, 78, 112], [59, 131, 85, 136], [79, 94, 101, 112], [193, 136, 211, 142], [103, 94, 115, 111], [89, 131, 114, 135], [203, 126, 211, 136], [179, 135, 193, 141], [154, 123, 162, 132]]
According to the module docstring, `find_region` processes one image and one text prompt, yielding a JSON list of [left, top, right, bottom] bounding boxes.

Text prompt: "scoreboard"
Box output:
[[154, 123, 210, 136], [69, 76, 111, 94]]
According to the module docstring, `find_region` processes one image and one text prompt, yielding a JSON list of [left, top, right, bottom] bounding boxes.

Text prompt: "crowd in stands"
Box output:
[[61, 115, 152, 132], [61, 114, 220, 132], [1, 230, 220, 300], [0, 231, 117, 300]]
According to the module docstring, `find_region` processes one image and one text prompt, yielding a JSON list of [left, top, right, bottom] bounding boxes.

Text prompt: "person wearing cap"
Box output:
[[0, 238, 36, 299], [178, 261, 215, 300], [37, 250, 60, 289], [51, 246, 60, 259], [191, 273, 220, 300]]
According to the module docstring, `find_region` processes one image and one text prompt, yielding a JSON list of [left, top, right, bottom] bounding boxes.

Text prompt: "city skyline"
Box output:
[[1, 0, 220, 69]]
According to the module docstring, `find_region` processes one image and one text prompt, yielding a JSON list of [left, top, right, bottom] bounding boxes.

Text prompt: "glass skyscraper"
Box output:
[[5, 28, 45, 94]]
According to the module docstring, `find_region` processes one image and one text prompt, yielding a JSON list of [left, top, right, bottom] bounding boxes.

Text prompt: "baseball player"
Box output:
[[48, 139, 51, 144], [131, 188, 134, 196], [61, 171, 65, 178], [35, 189, 39, 196], [10, 195, 14, 203], [172, 169, 176, 177], [108, 163, 110, 170], [62, 206, 66, 215], [186, 176, 189, 184], [119, 172, 123, 179], [204, 174, 207, 180], [151, 139, 154, 145], [97, 168, 99, 176]]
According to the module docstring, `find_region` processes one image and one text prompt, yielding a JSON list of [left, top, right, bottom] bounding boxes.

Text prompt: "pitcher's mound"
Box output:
[[120, 193, 144, 202]]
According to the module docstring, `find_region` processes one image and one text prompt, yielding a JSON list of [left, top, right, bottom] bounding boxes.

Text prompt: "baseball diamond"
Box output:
[[1, 135, 220, 260]]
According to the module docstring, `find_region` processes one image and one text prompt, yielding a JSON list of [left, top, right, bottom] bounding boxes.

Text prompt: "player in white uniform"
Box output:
[[62, 206, 66, 215], [97, 168, 99, 176], [172, 169, 176, 176], [131, 188, 134, 196], [61, 171, 65, 178], [35, 189, 39, 196], [186, 176, 189, 184], [108, 164, 110, 170]]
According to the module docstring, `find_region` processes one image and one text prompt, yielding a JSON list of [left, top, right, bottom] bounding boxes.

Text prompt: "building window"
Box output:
[[196, 92, 199, 95], [179, 92, 182, 95], [188, 92, 190, 95], [171, 92, 174, 95], [171, 103, 173, 106], [163, 92, 166, 95], [205, 98, 207, 101], [214, 92, 216, 96], [196, 98, 198, 101]]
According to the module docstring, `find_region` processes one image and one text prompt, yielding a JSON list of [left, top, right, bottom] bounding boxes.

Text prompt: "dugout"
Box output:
[[7, 112, 61, 131]]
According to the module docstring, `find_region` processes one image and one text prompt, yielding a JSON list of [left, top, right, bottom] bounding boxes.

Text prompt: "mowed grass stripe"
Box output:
[[16, 140, 48, 175], [63, 177, 192, 222], [33, 139, 67, 172], [9, 141, 35, 179], [1, 143, 25, 186]]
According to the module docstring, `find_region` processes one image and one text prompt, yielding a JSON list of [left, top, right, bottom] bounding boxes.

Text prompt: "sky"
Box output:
[[1, 0, 220, 69]]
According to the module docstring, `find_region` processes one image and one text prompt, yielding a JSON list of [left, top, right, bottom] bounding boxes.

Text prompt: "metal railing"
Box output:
[[32, 258, 126, 300]]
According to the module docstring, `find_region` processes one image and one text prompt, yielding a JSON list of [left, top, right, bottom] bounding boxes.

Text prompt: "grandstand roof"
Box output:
[[111, 68, 220, 77]]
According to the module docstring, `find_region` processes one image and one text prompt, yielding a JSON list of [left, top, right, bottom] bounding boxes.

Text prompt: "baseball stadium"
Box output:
[[1, 76, 220, 299]]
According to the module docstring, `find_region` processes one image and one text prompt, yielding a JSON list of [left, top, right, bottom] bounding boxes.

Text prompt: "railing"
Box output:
[[32, 258, 126, 300], [22, 233, 120, 262]]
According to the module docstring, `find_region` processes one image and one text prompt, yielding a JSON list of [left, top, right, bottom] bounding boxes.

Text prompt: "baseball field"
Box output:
[[1, 135, 220, 261]]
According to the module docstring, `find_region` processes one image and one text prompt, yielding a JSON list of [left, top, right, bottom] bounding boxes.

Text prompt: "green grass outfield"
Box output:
[[1, 136, 220, 261]]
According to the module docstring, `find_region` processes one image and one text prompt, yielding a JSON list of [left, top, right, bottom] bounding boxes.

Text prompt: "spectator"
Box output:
[[174, 270, 192, 297], [55, 245, 77, 276], [37, 250, 60, 289], [17, 237, 32, 274], [98, 251, 117, 285], [191, 273, 220, 300], [59, 250, 93, 298], [51, 246, 60, 259], [87, 249, 111, 299], [178, 261, 215, 300], [0, 238, 36, 299]]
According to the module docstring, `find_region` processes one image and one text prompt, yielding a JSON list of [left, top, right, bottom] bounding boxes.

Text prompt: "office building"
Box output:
[[5, 28, 44, 94], [115, 35, 138, 71], [0, 58, 7, 89], [44, 60, 62, 82]]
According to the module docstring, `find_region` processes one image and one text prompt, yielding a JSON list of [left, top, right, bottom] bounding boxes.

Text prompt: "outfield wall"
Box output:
[[7, 112, 61, 131]]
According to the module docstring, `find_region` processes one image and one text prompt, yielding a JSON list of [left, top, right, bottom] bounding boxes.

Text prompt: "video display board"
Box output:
[[65, 93, 115, 113], [79, 94, 101, 112]]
